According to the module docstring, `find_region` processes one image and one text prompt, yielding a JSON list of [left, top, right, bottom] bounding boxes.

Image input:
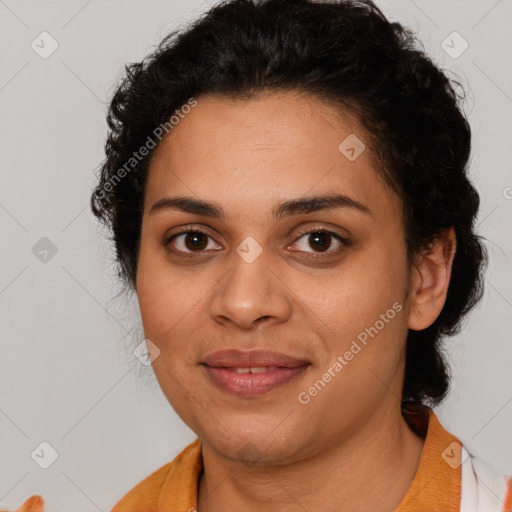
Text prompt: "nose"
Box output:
[[209, 252, 292, 330]]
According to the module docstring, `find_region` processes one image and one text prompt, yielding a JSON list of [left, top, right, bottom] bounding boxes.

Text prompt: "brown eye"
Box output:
[[184, 232, 208, 251], [307, 231, 332, 252], [290, 229, 348, 256], [169, 231, 221, 253]]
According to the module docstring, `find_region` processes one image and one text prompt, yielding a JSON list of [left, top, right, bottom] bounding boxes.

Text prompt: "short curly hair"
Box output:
[[91, 0, 486, 406]]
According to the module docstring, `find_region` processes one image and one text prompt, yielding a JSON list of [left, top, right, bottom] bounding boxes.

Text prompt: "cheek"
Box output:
[[135, 246, 202, 407], [300, 255, 409, 396], [292, 247, 408, 337], [135, 237, 216, 346], [136, 236, 185, 340]]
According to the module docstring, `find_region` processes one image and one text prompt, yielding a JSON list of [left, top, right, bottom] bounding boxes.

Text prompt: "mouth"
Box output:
[[221, 366, 284, 373], [200, 348, 311, 397]]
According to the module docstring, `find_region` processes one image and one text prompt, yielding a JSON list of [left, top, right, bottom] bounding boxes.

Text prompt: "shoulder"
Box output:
[[0, 495, 44, 512], [111, 438, 201, 512], [110, 460, 174, 512]]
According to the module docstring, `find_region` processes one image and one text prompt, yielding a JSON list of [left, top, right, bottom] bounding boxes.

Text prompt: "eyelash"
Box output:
[[164, 225, 351, 260]]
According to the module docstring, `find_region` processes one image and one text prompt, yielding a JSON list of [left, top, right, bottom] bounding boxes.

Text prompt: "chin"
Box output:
[[198, 421, 305, 466]]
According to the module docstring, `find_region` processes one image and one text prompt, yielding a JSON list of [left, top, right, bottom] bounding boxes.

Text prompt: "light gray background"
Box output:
[[1, 0, 511, 510]]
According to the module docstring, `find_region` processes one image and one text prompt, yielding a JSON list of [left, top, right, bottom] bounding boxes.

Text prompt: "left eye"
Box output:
[[291, 230, 346, 254], [170, 231, 222, 252]]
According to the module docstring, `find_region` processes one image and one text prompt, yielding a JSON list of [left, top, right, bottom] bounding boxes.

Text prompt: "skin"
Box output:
[[136, 91, 456, 512]]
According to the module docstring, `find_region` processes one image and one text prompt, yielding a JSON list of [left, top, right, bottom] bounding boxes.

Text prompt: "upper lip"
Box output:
[[201, 349, 310, 368]]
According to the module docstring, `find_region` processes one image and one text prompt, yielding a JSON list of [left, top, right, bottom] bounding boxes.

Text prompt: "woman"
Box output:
[[17, 0, 512, 510]]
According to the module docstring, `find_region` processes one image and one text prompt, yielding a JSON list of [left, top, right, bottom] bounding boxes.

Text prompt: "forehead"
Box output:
[[145, 92, 400, 222]]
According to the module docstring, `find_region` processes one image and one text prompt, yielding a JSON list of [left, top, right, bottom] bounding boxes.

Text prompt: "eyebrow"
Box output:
[[149, 193, 372, 219]]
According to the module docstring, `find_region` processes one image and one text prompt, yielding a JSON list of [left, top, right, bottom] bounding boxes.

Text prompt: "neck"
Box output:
[[197, 403, 425, 512]]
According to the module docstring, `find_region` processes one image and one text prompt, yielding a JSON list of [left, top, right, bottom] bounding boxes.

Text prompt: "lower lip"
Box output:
[[202, 365, 310, 397]]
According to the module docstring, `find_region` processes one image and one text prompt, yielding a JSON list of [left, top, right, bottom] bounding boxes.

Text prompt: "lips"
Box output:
[[200, 348, 311, 397], [201, 348, 310, 369]]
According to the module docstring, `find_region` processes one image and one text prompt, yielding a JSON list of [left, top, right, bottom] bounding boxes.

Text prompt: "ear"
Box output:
[[408, 227, 457, 331]]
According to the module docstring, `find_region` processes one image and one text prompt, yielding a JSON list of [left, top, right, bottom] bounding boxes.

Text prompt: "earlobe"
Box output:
[[408, 227, 457, 331]]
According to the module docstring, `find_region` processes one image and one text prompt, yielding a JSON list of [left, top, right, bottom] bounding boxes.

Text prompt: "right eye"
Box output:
[[167, 230, 223, 254]]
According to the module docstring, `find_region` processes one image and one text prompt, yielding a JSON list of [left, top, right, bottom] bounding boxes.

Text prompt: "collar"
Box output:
[[395, 403, 461, 511]]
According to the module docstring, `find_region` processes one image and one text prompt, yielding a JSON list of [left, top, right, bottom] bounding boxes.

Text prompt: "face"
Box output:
[[136, 91, 415, 464]]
